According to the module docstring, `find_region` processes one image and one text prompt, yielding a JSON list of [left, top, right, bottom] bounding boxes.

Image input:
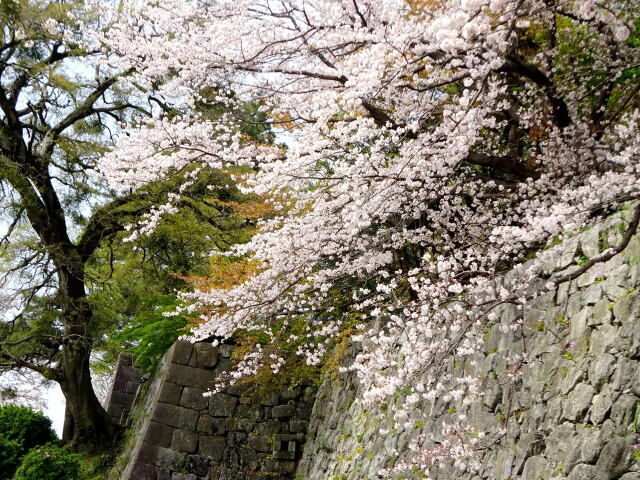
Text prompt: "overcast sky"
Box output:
[[44, 385, 65, 436]]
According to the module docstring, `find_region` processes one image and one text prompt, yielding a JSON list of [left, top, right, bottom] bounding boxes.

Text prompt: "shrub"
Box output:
[[0, 405, 57, 451], [0, 405, 57, 478], [13, 444, 80, 480], [0, 435, 23, 479]]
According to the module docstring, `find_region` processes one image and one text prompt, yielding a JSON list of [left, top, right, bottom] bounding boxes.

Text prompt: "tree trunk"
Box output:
[[57, 263, 122, 451], [59, 341, 122, 451], [62, 405, 74, 443]]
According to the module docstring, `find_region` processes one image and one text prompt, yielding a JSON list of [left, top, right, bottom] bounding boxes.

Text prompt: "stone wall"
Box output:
[[104, 352, 144, 425], [295, 208, 640, 480], [109, 208, 640, 480], [109, 340, 315, 480]]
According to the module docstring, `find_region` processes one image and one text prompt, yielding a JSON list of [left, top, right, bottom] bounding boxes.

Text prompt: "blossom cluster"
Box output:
[[92, 0, 639, 475]]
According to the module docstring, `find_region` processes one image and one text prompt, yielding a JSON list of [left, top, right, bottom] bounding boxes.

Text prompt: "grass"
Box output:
[[77, 448, 120, 480]]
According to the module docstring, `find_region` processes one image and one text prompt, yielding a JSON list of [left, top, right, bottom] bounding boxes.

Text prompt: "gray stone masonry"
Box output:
[[104, 353, 144, 424], [109, 340, 315, 480], [295, 208, 640, 479]]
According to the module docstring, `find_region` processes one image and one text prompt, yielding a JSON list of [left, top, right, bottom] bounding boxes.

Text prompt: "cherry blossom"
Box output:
[[91, 0, 639, 474]]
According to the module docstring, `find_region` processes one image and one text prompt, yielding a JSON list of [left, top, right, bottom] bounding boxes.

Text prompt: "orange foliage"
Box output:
[[212, 197, 276, 220], [177, 256, 263, 327], [179, 255, 263, 292], [404, 0, 446, 16], [270, 112, 297, 131]]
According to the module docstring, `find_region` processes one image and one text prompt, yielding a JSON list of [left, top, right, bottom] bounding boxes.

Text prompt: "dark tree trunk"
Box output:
[[59, 342, 122, 450], [62, 405, 74, 443], [57, 262, 122, 450]]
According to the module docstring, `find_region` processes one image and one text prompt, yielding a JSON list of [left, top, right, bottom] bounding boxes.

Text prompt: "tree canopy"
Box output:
[[96, 0, 640, 472], [0, 0, 261, 450]]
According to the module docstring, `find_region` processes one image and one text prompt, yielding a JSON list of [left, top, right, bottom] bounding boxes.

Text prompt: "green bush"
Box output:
[[13, 444, 80, 480], [0, 435, 22, 479], [0, 405, 57, 450], [0, 405, 57, 478]]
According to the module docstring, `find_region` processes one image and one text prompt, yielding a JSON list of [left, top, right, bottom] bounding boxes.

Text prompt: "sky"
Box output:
[[44, 385, 65, 437]]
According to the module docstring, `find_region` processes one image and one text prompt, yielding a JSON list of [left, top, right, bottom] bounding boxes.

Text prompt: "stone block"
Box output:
[[121, 364, 144, 383], [158, 381, 182, 405], [620, 474, 640, 480], [222, 448, 241, 470], [146, 421, 174, 448], [209, 393, 238, 417], [296, 402, 314, 419], [214, 361, 233, 380], [254, 420, 282, 435], [170, 340, 194, 365], [209, 466, 253, 480], [111, 376, 127, 391], [627, 319, 640, 359], [171, 428, 198, 454], [272, 450, 295, 460], [581, 283, 603, 305], [280, 386, 302, 401], [522, 456, 548, 480], [211, 418, 230, 435], [180, 387, 208, 411], [165, 363, 216, 390], [568, 464, 602, 480], [184, 454, 209, 476], [512, 432, 545, 475], [272, 404, 296, 419], [152, 403, 198, 430], [227, 381, 253, 396], [612, 357, 638, 391], [590, 324, 618, 355], [198, 435, 225, 461], [595, 436, 635, 479], [171, 474, 197, 480], [609, 394, 638, 433], [590, 388, 613, 425], [157, 466, 171, 480], [562, 383, 594, 422], [118, 352, 135, 366], [580, 428, 604, 464], [591, 299, 613, 326], [130, 461, 158, 480], [588, 353, 616, 390], [107, 403, 123, 419], [138, 443, 185, 471], [613, 291, 640, 324], [289, 419, 308, 433], [259, 392, 279, 406], [248, 435, 272, 453], [108, 390, 134, 406], [227, 431, 248, 447], [238, 446, 258, 470], [231, 417, 255, 432], [235, 403, 263, 421], [190, 342, 218, 369], [273, 433, 298, 454], [196, 414, 213, 433], [271, 459, 296, 475], [125, 381, 142, 394]]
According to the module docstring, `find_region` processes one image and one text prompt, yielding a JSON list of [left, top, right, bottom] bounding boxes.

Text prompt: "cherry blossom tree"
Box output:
[[95, 0, 640, 473]]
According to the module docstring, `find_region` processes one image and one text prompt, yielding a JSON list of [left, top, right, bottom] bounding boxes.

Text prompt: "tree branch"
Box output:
[[499, 54, 571, 129], [553, 203, 640, 285]]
